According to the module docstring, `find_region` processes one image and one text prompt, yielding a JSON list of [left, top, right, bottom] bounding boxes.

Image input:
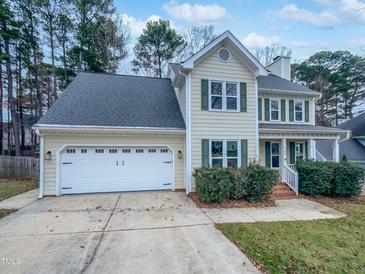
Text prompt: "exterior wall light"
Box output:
[[178, 150, 183, 159], [45, 151, 52, 160]]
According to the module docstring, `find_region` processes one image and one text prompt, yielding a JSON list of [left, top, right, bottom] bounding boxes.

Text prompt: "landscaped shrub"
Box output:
[[297, 160, 334, 196], [331, 162, 363, 197], [242, 165, 278, 202], [297, 160, 364, 197], [193, 165, 278, 203], [193, 167, 233, 203]]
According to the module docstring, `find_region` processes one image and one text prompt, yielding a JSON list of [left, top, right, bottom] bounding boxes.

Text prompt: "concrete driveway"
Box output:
[[0, 192, 259, 274]]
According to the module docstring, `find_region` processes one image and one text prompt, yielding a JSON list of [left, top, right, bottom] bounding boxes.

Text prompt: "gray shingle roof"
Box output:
[[259, 123, 346, 133], [317, 138, 365, 162], [258, 74, 319, 94], [36, 73, 186, 129], [337, 112, 365, 137]]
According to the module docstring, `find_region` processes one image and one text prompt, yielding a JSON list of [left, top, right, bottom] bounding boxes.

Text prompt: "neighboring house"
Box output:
[[3, 114, 37, 156], [33, 31, 347, 198], [317, 112, 365, 168]]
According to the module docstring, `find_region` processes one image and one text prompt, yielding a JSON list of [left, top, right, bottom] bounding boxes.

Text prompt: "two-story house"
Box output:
[[33, 31, 347, 198]]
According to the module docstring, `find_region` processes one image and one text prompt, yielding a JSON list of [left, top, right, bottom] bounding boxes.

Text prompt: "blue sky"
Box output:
[[115, 0, 365, 63]]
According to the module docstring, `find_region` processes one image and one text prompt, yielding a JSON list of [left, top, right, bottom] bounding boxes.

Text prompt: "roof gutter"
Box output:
[[259, 88, 321, 97], [259, 128, 349, 134], [32, 124, 186, 134]]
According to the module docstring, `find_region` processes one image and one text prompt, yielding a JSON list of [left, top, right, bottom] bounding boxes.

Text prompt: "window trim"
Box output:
[[270, 142, 280, 169], [269, 99, 280, 121], [209, 139, 241, 168], [294, 100, 304, 122], [217, 47, 231, 63], [208, 80, 240, 112]]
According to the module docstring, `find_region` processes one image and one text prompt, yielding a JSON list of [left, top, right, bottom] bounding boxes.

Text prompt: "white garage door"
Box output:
[[60, 146, 173, 194]]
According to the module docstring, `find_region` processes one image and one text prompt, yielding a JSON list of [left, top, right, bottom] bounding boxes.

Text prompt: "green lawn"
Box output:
[[0, 179, 38, 202], [0, 179, 38, 220], [217, 199, 365, 274]]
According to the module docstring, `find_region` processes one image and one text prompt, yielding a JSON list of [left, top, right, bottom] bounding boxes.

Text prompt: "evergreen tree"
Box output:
[[132, 20, 185, 78]]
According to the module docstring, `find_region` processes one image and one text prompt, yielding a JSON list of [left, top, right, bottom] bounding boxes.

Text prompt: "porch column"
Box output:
[[333, 138, 339, 162], [281, 138, 287, 181], [281, 138, 287, 164], [308, 139, 316, 160]]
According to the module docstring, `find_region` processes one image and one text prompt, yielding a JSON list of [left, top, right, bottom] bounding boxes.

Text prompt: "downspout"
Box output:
[[180, 71, 191, 194], [36, 129, 44, 198], [255, 79, 259, 163]]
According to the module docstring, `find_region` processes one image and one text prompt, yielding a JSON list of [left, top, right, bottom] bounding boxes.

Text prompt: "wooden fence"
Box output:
[[0, 156, 40, 181]]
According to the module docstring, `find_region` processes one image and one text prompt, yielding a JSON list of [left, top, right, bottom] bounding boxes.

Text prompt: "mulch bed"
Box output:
[[305, 195, 365, 206], [189, 192, 276, 208]]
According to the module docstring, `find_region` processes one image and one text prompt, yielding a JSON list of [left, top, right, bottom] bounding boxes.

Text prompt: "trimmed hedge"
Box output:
[[297, 160, 363, 197], [193, 165, 278, 203]]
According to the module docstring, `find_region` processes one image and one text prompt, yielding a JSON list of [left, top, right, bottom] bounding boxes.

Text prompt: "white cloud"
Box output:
[[290, 40, 330, 49], [241, 32, 280, 49], [290, 40, 312, 48], [122, 14, 162, 37], [162, 1, 227, 24], [277, 4, 341, 28], [340, 0, 365, 22], [346, 35, 365, 48]]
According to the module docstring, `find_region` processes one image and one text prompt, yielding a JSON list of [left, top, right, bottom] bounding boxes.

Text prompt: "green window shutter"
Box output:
[[305, 101, 309, 122], [240, 82, 247, 112], [264, 98, 270, 121], [281, 99, 286, 121], [201, 79, 209, 110], [289, 142, 295, 164], [201, 139, 210, 167], [265, 141, 271, 168], [241, 139, 248, 168], [289, 100, 294, 122], [258, 98, 262, 121]]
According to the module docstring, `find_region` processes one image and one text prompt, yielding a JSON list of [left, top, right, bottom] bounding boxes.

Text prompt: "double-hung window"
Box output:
[[295, 101, 304, 122], [209, 81, 239, 111], [270, 99, 280, 121], [210, 140, 239, 168], [271, 142, 280, 168]]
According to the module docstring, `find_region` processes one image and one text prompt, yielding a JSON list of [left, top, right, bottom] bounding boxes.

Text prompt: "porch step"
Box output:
[[271, 183, 297, 200]]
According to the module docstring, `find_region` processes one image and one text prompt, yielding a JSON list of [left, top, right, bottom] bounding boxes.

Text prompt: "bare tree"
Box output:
[[179, 25, 216, 61], [255, 44, 292, 65]]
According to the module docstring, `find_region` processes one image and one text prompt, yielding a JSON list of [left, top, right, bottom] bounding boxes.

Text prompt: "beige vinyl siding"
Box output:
[[190, 47, 258, 189], [259, 94, 316, 125], [175, 82, 186, 122], [43, 133, 185, 195]]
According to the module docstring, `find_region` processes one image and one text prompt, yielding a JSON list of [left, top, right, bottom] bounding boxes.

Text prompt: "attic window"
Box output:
[[217, 48, 231, 62]]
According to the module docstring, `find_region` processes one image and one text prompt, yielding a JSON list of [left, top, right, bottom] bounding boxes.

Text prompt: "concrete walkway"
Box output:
[[0, 189, 38, 210], [202, 199, 346, 223]]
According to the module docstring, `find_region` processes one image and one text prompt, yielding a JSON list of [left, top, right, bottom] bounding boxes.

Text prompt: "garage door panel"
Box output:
[[60, 146, 173, 194]]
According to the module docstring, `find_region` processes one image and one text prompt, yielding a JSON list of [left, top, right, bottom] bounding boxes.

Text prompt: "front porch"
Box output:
[[259, 123, 348, 194]]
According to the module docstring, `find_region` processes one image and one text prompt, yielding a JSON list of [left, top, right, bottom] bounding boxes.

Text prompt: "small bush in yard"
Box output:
[[193, 167, 233, 203], [331, 162, 363, 197], [243, 165, 278, 202], [297, 160, 334, 196], [193, 165, 278, 203]]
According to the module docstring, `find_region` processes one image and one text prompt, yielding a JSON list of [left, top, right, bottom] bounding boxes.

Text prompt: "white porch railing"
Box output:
[[282, 162, 299, 195], [288, 164, 297, 171]]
